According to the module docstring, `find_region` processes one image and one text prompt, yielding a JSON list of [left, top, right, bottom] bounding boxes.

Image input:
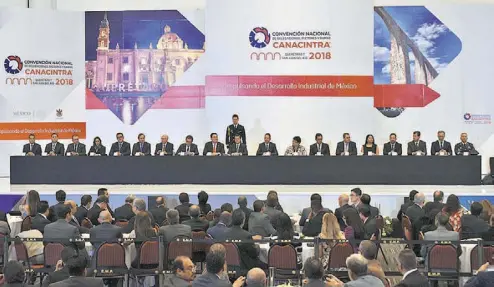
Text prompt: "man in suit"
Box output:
[[97, 188, 114, 218], [407, 131, 427, 155], [299, 194, 332, 228], [175, 193, 193, 223], [421, 214, 459, 258], [256, 133, 278, 156], [48, 190, 67, 222], [159, 209, 192, 244], [192, 251, 244, 287], [464, 261, 494, 287], [155, 134, 174, 156], [359, 241, 386, 284], [44, 132, 65, 156], [382, 132, 402, 155], [32, 200, 51, 234], [87, 195, 109, 226], [74, 195, 92, 224], [65, 134, 86, 156], [359, 206, 377, 240], [246, 268, 266, 287], [423, 190, 444, 218], [461, 202, 489, 239], [225, 113, 246, 148], [23, 133, 42, 156], [350, 187, 363, 209], [183, 205, 209, 231], [166, 256, 196, 287], [121, 198, 156, 234], [455, 132, 479, 155], [303, 257, 327, 287], [228, 134, 248, 155], [395, 249, 429, 287], [248, 200, 277, 237], [149, 196, 168, 226], [335, 194, 352, 231], [264, 193, 282, 226], [398, 190, 419, 221], [430, 130, 452, 156], [65, 200, 89, 234], [325, 254, 385, 287], [176, 135, 199, 156], [335, 133, 357, 156], [108, 132, 131, 156], [48, 246, 104, 287], [131, 133, 151, 156], [44, 205, 83, 248], [309, 133, 330, 156], [406, 192, 426, 225], [360, 194, 379, 218], [238, 196, 253, 231], [208, 212, 231, 239], [203, 132, 225, 156], [114, 195, 135, 221], [90, 210, 123, 251]]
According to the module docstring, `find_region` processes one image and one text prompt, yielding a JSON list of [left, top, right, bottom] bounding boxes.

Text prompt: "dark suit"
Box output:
[[183, 217, 209, 231], [264, 206, 282, 226], [121, 212, 156, 234], [394, 269, 430, 287], [23, 143, 42, 156], [309, 143, 330, 156], [302, 210, 329, 237], [335, 204, 352, 230], [175, 203, 193, 223], [88, 145, 106, 156], [207, 222, 228, 239], [423, 202, 444, 218], [299, 207, 332, 227], [398, 201, 414, 221], [90, 222, 123, 250], [202, 141, 226, 155], [87, 205, 104, 226], [149, 206, 168, 226], [406, 204, 425, 225], [363, 217, 378, 239], [461, 214, 489, 239], [131, 142, 151, 156], [382, 142, 402, 155], [155, 142, 174, 156], [454, 142, 479, 155], [239, 206, 253, 231], [48, 277, 104, 287], [44, 142, 65, 156], [464, 271, 494, 287], [74, 206, 89, 224], [42, 267, 69, 287], [248, 212, 277, 237], [215, 226, 260, 270], [44, 219, 82, 247], [158, 224, 192, 243], [407, 140, 427, 155], [48, 202, 66, 222], [304, 279, 327, 287], [65, 143, 87, 156], [192, 272, 231, 287], [335, 141, 357, 155], [362, 204, 379, 219], [69, 216, 89, 234], [109, 141, 131, 156], [228, 143, 248, 155], [176, 143, 199, 156], [256, 142, 278, 156], [226, 124, 246, 146], [114, 204, 134, 221], [31, 214, 50, 234], [430, 140, 452, 155]]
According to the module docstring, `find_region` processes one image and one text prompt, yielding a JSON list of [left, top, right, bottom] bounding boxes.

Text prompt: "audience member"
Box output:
[[74, 195, 92, 224], [176, 193, 193, 223], [198, 191, 211, 215], [31, 200, 50, 234], [220, 203, 233, 213], [423, 190, 444, 217], [41, 246, 74, 287], [150, 196, 169, 226], [326, 254, 384, 287], [89, 210, 123, 251], [349, 188, 362, 209], [3, 261, 30, 287], [238, 196, 253, 231], [159, 209, 192, 244], [274, 212, 297, 242], [299, 193, 331, 227], [464, 261, 494, 287], [44, 204, 83, 248], [267, 190, 284, 212], [342, 208, 364, 251], [335, 194, 351, 231], [201, 243, 229, 281], [48, 190, 66, 222], [165, 256, 195, 287], [183, 205, 209, 231], [443, 194, 464, 232], [65, 201, 89, 234], [303, 257, 326, 287], [87, 195, 109, 226], [114, 194, 135, 221], [207, 212, 231, 239], [359, 205, 377, 240], [319, 213, 344, 266], [264, 193, 282, 225], [421, 213, 459, 259], [406, 192, 426, 224], [360, 194, 379, 218], [132, 211, 158, 269], [395, 249, 429, 287], [192, 251, 244, 287], [246, 268, 266, 287], [248, 200, 277, 237], [121, 198, 156, 234], [20, 190, 40, 218], [482, 214, 494, 241], [359, 240, 386, 284], [209, 208, 222, 228], [480, 199, 493, 222], [97, 188, 114, 217], [398, 190, 419, 221], [461, 202, 489, 239], [302, 199, 329, 237]]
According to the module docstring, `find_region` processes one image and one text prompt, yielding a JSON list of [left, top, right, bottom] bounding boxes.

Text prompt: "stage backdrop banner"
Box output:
[[0, 8, 85, 176]]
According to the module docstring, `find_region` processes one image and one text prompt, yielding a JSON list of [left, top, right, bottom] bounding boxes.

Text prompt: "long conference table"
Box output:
[[10, 155, 481, 185]]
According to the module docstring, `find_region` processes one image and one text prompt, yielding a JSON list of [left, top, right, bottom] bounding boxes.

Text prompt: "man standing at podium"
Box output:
[[225, 114, 246, 149], [66, 134, 86, 156], [23, 133, 42, 156], [203, 133, 225, 156], [44, 133, 65, 156]]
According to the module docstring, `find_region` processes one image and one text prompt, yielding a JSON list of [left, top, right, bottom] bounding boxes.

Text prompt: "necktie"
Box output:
[[213, 143, 216, 153], [318, 144, 321, 152], [186, 145, 189, 153], [30, 144, 33, 152], [140, 143, 143, 152], [391, 143, 394, 150], [344, 143, 348, 152], [266, 143, 269, 150], [162, 143, 165, 152], [440, 142, 443, 149], [236, 144, 239, 152], [416, 142, 419, 147], [74, 144, 78, 152], [118, 142, 122, 152], [52, 143, 55, 152]]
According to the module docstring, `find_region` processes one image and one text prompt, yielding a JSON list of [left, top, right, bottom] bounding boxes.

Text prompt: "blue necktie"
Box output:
[[140, 143, 143, 152]]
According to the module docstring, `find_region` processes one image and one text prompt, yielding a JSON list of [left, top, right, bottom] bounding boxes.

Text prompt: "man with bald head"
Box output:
[[155, 134, 174, 156], [183, 205, 209, 231], [246, 268, 267, 287], [90, 210, 123, 250], [423, 190, 444, 218], [150, 196, 168, 226], [335, 194, 351, 230], [65, 201, 89, 234], [208, 212, 232, 239]]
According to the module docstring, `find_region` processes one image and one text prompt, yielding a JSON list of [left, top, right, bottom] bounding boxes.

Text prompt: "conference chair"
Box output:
[[14, 237, 44, 284], [268, 244, 301, 286], [128, 240, 160, 287], [426, 244, 459, 284], [93, 242, 128, 281], [222, 242, 243, 278], [191, 231, 211, 268], [166, 236, 192, 269], [374, 215, 389, 264], [20, 216, 32, 232], [327, 242, 353, 279]]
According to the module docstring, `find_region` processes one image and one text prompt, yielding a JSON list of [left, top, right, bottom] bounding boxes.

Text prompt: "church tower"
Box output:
[[97, 12, 110, 50]]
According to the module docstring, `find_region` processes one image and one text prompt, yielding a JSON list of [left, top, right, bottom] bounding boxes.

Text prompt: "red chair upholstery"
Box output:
[[81, 217, 93, 229], [167, 236, 192, 267], [115, 221, 129, 228], [21, 216, 32, 232], [13, 237, 44, 283], [43, 243, 64, 268], [94, 242, 128, 278], [129, 240, 160, 281], [192, 231, 211, 264], [327, 242, 353, 270], [222, 242, 242, 276], [471, 246, 494, 272], [402, 215, 413, 241], [427, 244, 459, 282], [268, 244, 300, 285]]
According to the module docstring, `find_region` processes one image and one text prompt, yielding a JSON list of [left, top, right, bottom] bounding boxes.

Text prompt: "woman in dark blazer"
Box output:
[[88, 136, 107, 156]]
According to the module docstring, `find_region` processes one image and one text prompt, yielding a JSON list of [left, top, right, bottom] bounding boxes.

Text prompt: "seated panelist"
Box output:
[[383, 133, 402, 155], [228, 134, 248, 156], [285, 136, 307, 156], [454, 132, 479, 155], [335, 133, 357, 156], [155, 134, 174, 156], [88, 136, 106, 156], [309, 133, 330, 156], [176, 135, 199, 156], [256, 133, 278, 156], [23, 133, 42, 156], [361, 134, 379, 156], [203, 132, 225, 156], [65, 134, 86, 156], [407, 131, 427, 156], [431, 130, 452, 156], [44, 132, 65, 156], [109, 132, 131, 156], [132, 133, 151, 156]]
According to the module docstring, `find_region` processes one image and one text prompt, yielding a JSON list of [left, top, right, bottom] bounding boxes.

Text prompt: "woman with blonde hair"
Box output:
[[480, 200, 493, 222], [319, 213, 345, 266]]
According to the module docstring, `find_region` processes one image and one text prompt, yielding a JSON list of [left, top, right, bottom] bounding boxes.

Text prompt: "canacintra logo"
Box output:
[[4, 55, 23, 74], [249, 27, 270, 49]]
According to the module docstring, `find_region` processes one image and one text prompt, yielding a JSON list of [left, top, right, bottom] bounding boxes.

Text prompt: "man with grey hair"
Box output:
[[159, 209, 191, 243], [395, 249, 428, 287], [183, 205, 209, 231], [121, 197, 156, 233], [90, 210, 122, 250], [358, 240, 385, 284], [207, 212, 231, 239], [326, 254, 384, 287], [115, 194, 136, 221], [246, 268, 266, 287], [406, 192, 426, 224]]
